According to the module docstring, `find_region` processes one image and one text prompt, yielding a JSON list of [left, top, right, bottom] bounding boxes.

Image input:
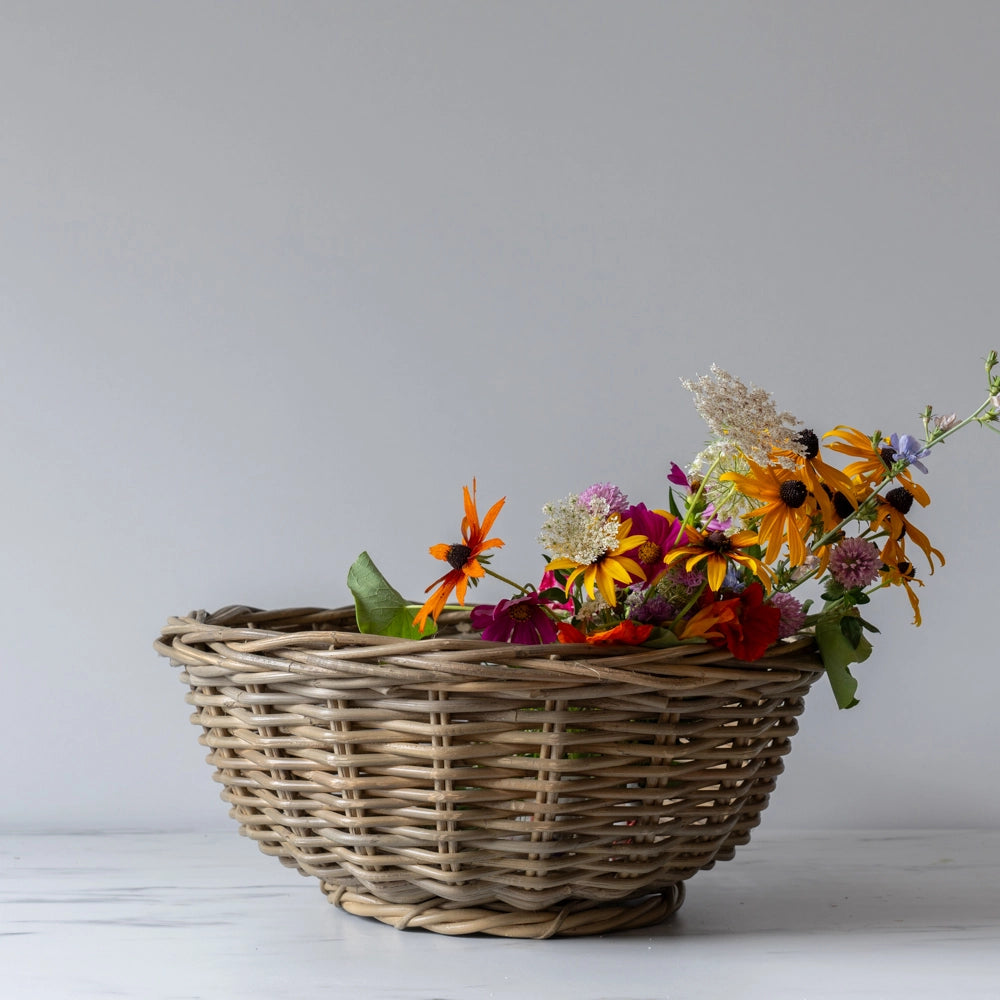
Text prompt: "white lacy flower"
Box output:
[[682, 364, 804, 468], [576, 598, 612, 623], [538, 494, 619, 564], [687, 444, 754, 520]]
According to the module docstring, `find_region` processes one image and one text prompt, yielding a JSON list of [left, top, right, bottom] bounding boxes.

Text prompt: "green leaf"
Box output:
[[815, 612, 873, 710], [347, 551, 436, 640], [840, 614, 863, 648], [642, 627, 699, 648]]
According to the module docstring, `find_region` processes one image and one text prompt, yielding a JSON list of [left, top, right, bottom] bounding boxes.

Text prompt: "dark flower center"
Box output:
[[886, 486, 913, 515], [779, 479, 808, 509], [446, 543, 472, 569], [636, 540, 663, 564], [833, 490, 855, 519], [508, 603, 533, 621], [704, 530, 732, 553], [880, 446, 896, 468], [796, 429, 819, 460]]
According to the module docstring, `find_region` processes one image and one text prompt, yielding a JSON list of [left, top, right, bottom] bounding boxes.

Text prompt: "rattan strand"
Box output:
[[157, 605, 823, 937]]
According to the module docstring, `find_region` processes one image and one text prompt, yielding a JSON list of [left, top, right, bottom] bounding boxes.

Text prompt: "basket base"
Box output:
[[320, 882, 686, 938]]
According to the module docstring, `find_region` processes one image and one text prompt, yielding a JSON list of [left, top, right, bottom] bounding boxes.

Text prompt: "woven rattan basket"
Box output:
[[156, 605, 823, 938]]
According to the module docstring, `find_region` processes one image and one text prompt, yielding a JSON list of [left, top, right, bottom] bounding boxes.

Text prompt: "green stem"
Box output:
[[779, 391, 996, 596], [678, 455, 723, 535], [668, 580, 708, 629], [483, 566, 533, 595]]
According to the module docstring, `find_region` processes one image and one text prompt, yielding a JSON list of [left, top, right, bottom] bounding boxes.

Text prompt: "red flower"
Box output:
[[700, 582, 781, 661], [556, 620, 654, 646]]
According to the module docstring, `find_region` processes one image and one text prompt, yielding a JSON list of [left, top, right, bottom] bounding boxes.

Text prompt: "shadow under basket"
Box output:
[[156, 606, 823, 938]]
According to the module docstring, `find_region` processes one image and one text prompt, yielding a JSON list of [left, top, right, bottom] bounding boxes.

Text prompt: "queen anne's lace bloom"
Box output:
[[538, 494, 619, 564], [682, 365, 805, 468], [688, 443, 754, 521]]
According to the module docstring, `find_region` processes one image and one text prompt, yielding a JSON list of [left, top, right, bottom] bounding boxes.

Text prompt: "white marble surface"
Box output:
[[3, 829, 998, 999]]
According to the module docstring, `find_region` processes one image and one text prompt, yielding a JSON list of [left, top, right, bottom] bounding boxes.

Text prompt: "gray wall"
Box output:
[[4, 1, 998, 832]]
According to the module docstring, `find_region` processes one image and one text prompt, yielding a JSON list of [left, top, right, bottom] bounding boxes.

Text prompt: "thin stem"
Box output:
[[668, 580, 708, 629], [678, 454, 723, 535], [779, 391, 996, 596], [483, 566, 533, 595]]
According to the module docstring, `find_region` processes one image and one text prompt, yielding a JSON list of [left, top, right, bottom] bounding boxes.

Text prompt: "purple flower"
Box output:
[[829, 537, 882, 589], [889, 433, 930, 474], [579, 482, 629, 515], [667, 462, 690, 489], [702, 505, 732, 532], [469, 593, 559, 644], [666, 565, 706, 591], [629, 594, 674, 625], [768, 592, 806, 638]]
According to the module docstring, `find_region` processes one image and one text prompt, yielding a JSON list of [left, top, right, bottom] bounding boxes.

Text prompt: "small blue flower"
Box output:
[[889, 433, 931, 474]]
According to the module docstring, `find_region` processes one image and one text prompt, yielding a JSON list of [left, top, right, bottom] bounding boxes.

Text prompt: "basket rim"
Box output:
[[156, 604, 823, 686]]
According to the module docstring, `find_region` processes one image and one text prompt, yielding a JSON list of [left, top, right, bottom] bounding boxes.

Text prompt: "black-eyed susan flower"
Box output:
[[779, 429, 859, 531], [545, 516, 647, 606], [721, 460, 818, 567], [413, 480, 505, 632], [880, 559, 925, 625], [871, 486, 944, 576], [662, 525, 771, 593]]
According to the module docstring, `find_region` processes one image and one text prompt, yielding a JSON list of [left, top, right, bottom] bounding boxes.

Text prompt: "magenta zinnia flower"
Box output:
[[622, 503, 683, 586], [829, 537, 882, 589], [469, 593, 559, 644]]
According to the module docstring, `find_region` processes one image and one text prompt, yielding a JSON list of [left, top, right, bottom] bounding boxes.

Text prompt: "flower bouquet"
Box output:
[[160, 352, 998, 937], [351, 351, 1000, 710]]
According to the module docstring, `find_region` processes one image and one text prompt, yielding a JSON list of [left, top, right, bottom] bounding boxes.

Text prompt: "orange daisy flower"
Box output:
[[879, 560, 925, 626], [823, 426, 927, 499], [776, 429, 858, 531], [413, 480, 505, 632], [870, 486, 944, 575], [721, 459, 818, 567]]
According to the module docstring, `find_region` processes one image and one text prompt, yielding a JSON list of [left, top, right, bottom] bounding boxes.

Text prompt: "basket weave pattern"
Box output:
[[157, 606, 823, 937]]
